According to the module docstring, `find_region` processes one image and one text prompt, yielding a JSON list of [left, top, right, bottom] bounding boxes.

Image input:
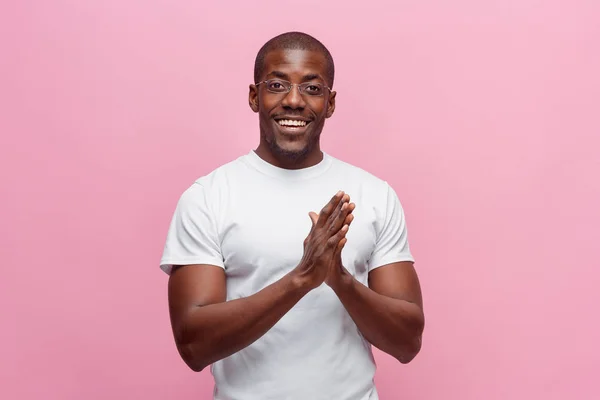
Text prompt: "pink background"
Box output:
[[1, 1, 599, 399]]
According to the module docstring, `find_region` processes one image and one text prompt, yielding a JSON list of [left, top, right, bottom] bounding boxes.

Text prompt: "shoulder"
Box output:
[[327, 154, 408, 221], [193, 154, 249, 189], [177, 153, 250, 208], [328, 154, 392, 194]]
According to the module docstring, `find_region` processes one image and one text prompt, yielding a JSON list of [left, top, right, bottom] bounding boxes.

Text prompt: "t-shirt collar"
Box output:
[[243, 149, 333, 181]]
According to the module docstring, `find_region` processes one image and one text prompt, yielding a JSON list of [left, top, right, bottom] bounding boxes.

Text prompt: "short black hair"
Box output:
[[254, 31, 335, 88]]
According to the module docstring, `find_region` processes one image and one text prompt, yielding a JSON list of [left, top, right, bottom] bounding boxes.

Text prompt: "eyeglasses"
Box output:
[[256, 79, 332, 97]]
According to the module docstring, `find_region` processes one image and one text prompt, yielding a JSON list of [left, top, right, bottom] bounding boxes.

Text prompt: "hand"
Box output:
[[293, 191, 354, 290], [324, 202, 355, 290]]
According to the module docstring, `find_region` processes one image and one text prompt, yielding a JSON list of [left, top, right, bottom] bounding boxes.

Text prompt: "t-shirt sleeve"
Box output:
[[159, 183, 224, 275], [367, 182, 415, 271]]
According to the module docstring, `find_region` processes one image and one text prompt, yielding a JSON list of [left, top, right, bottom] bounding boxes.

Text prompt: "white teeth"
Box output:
[[278, 119, 307, 127]]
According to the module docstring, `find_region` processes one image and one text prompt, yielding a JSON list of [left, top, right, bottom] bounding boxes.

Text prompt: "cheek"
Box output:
[[258, 106, 274, 126], [307, 100, 327, 117], [259, 94, 279, 113]]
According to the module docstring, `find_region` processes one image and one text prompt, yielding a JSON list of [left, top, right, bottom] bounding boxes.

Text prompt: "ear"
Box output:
[[249, 84, 259, 113], [326, 90, 336, 118]]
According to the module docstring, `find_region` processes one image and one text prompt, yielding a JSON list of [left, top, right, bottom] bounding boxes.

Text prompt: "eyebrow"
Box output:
[[268, 71, 324, 82], [302, 73, 322, 82], [269, 71, 289, 79]]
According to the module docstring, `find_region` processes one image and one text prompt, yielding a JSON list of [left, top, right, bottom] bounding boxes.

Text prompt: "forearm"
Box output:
[[332, 276, 424, 363], [174, 272, 310, 371]]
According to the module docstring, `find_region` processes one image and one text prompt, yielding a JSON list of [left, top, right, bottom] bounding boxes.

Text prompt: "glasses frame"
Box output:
[[256, 79, 332, 97]]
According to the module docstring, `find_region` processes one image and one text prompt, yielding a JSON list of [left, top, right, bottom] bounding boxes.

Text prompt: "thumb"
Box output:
[[334, 237, 347, 258], [308, 211, 319, 227]]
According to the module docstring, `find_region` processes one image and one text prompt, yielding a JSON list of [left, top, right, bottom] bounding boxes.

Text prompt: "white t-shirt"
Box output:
[[160, 150, 414, 400]]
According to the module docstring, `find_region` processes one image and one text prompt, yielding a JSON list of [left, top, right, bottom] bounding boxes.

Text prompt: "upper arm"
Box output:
[[368, 261, 423, 310], [168, 264, 226, 342], [366, 182, 421, 307], [160, 183, 226, 347], [160, 183, 224, 275], [367, 183, 414, 272]]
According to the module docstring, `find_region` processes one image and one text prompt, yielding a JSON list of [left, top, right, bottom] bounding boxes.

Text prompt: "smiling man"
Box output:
[[160, 32, 424, 400]]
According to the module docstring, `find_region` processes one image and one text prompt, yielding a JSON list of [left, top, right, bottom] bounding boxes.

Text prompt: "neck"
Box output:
[[254, 142, 323, 170]]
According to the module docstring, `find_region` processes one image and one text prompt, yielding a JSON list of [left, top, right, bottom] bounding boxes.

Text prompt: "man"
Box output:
[[160, 32, 424, 400]]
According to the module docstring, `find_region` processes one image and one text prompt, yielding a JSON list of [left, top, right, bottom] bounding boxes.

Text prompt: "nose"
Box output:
[[280, 84, 306, 109]]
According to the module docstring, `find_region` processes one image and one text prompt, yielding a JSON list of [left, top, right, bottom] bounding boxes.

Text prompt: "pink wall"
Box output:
[[2, 1, 599, 399]]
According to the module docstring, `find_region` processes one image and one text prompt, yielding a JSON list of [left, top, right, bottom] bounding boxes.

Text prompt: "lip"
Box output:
[[273, 116, 312, 122], [273, 117, 312, 135]]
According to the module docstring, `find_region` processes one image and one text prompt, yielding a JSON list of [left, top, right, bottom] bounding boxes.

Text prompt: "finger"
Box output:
[[344, 213, 354, 226], [345, 203, 356, 220], [308, 212, 319, 228], [335, 211, 354, 236], [328, 199, 352, 233], [323, 193, 349, 231], [318, 191, 344, 227], [341, 203, 355, 226], [334, 237, 348, 257], [328, 195, 348, 225], [327, 224, 349, 248]]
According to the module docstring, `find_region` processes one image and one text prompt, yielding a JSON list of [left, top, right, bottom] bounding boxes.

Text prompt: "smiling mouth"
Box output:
[[276, 119, 309, 127]]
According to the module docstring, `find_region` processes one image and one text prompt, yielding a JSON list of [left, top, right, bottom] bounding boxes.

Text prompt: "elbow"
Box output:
[[177, 341, 209, 373], [187, 361, 208, 373], [396, 315, 424, 364], [190, 364, 207, 373], [172, 319, 212, 372], [187, 363, 206, 373], [394, 334, 422, 364]]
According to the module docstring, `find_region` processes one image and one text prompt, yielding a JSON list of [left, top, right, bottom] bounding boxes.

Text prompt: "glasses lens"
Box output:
[[299, 83, 324, 96], [265, 79, 290, 93]]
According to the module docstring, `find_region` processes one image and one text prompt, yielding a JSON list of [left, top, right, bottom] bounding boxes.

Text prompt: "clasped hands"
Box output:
[[294, 191, 355, 291]]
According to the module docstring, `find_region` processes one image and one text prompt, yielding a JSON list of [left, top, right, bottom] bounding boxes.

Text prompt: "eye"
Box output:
[[267, 80, 288, 92], [303, 83, 323, 95]]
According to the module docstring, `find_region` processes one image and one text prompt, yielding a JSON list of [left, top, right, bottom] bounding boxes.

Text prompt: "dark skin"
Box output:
[[169, 192, 354, 372], [249, 49, 336, 170], [168, 48, 424, 372]]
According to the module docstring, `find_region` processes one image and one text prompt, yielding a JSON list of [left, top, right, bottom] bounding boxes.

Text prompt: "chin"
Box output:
[[269, 138, 311, 161]]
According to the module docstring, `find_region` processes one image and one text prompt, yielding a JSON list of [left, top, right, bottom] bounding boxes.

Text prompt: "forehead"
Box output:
[[262, 48, 328, 80]]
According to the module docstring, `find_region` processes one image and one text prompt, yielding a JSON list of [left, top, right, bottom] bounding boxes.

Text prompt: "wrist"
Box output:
[[329, 268, 354, 294], [287, 267, 315, 293]]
